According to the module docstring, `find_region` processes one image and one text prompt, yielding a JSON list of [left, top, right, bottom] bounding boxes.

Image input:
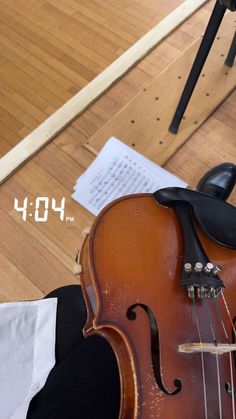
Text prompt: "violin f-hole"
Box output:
[[127, 303, 182, 396]]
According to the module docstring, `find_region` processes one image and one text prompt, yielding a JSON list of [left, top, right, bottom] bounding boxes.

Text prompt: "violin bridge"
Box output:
[[179, 342, 236, 355]]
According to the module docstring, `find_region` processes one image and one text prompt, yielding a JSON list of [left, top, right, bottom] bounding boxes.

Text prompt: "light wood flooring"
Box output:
[[0, 0, 235, 301]]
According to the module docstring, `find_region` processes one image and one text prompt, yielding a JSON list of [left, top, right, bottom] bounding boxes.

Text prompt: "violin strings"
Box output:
[[203, 298, 217, 343], [192, 297, 208, 419], [229, 352, 236, 419], [221, 291, 236, 338], [216, 353, 223, 419], [203, 299, 223, 419], [213, 298, 229, 340], [213, 293, 236, 419]]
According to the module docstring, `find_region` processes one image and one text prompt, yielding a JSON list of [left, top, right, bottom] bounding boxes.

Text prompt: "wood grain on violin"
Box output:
[[0, 0, 235, 305], [80, 194, 236, 418]]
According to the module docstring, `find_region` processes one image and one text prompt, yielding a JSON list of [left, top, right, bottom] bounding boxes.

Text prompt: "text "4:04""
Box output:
[[14, 197, 67, 222]]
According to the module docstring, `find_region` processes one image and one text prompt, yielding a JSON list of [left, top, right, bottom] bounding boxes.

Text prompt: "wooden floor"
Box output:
[[0, 0, 185, 155], [0, 0, 235, 301]]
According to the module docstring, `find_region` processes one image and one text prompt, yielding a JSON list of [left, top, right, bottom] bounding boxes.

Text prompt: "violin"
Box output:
[[79, 164, 236, 418]]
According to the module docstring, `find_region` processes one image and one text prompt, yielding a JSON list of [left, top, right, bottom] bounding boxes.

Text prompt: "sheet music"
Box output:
[[72, 137, 187, 215]]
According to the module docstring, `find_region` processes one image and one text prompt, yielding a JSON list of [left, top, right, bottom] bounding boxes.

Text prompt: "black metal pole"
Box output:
[[169, 0, 226, 134], [225, 31, 236, 66]]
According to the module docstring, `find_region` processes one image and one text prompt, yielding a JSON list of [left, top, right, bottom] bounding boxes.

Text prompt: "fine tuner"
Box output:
[[183, 262, 223, 299], [184, 262, 222, 275]]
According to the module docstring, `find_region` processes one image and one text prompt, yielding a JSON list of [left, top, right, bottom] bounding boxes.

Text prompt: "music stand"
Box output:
[[169, 0, 236, 134]]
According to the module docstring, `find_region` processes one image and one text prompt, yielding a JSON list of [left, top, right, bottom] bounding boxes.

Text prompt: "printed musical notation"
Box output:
[[72, 137, 187, 215]]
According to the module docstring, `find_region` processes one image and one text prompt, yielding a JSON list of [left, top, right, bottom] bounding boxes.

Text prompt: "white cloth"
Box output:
[[0, 298, 57, 419]]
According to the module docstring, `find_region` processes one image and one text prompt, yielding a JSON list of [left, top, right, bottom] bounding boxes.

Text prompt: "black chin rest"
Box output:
[[153, 187, 236, 249]]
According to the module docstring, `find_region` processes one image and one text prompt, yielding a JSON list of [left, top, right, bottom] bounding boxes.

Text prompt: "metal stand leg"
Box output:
[[169, 0, 226, 134], [225, 30, 236, 66]]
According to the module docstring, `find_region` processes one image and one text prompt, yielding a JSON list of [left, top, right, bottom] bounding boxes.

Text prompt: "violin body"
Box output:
[[80, 193, 236, 418]]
